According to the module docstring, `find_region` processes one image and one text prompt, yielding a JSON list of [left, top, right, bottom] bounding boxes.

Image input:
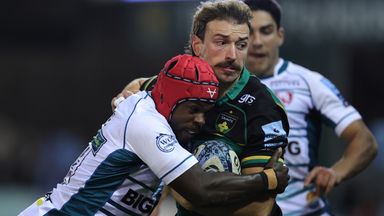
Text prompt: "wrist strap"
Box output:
[[263, 168, 278, 190]]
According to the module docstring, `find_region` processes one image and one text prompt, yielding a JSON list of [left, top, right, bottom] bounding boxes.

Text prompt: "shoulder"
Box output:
[[246, 75, 270, 95], [285, 61, 325, 83], [247, 76, 283, 106], [118, 92, 170, 132]]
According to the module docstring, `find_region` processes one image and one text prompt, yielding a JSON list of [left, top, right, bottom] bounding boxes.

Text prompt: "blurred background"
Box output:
[[1, 0, 383, 215]]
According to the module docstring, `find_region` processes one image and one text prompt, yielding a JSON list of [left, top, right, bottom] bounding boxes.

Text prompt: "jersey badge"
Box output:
[[275, 91, 293, 105], [262, 120, 287, 148], [156, 134, 177, 153], [91, 129, 107, 155], [216, 112, 238, 134]]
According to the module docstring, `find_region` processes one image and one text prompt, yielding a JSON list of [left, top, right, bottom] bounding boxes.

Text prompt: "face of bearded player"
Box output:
[[192, 19, 249, 93], [169, 101, 214, 146]]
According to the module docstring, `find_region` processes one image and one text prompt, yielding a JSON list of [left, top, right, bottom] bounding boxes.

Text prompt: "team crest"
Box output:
[[156, 134, 177, 153], [91, 129, 107, 155], [275, 91, 293, 105], [216, 112, 238, 134]]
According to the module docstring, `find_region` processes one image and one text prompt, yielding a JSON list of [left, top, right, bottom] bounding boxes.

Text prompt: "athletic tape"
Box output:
[[264, 168, 278, 190]]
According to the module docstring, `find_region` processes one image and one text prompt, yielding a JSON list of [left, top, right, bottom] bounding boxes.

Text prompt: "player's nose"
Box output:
[[194, 113, 205, 127], [250, 32, 263, 47], [225, 44, 237, 60]]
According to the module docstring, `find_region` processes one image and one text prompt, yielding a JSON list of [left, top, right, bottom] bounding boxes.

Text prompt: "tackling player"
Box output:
[[113, 1, 290, 215], [19, 54, 289, 216], [244, 0, 378, 215]]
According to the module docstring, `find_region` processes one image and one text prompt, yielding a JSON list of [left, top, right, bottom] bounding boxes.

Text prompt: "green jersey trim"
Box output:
[[217, 68, 250, 105]]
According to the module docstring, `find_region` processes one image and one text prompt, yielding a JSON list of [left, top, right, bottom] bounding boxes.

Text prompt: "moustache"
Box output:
[[215, 61, 242, 71]]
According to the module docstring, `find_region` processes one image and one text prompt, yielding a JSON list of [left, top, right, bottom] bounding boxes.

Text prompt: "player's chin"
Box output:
[[178, 130, 198, 146], [217, 73, 239, 85]]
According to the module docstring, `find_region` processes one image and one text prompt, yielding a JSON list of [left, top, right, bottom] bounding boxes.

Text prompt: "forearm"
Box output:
[[332, 135, 377, 182], [169, 165, 268, 208], [174, 168, 277, 215], [169, 149, 288, 209], [124, 77, 150, 92], [193, 171, 268, 207], [332, 121, 378, 183]]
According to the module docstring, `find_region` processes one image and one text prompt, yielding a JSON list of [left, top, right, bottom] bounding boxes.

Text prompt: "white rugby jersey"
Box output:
[[20, 91, 197, 216], [260, 59, 361, 216]]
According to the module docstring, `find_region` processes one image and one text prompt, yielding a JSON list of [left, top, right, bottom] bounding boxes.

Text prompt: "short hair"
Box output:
[[244, 0, 282, 28], [186, 0, 252, 55]]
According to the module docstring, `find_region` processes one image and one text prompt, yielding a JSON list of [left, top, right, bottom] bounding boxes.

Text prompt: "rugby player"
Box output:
[[244, 0, 378, 215]]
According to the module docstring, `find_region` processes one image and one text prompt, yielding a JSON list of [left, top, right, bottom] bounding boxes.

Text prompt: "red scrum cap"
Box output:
[[152, 54, 219, 121]]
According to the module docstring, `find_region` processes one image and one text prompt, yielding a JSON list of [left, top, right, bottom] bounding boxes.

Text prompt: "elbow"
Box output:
[[357, 131, 379, 166], [368, 135, 379, 159]]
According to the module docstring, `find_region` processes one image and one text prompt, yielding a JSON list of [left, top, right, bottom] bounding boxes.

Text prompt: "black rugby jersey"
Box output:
[[196, 68, 289, 169]]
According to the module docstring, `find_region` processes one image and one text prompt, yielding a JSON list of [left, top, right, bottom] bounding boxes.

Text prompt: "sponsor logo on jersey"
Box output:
[[238, 94, 255, 104], [262, 121, 287, 147], [216, 112, 238, 133], [91, 129, 107, 155], [320, 77, 349, 107], [64, 146, 92, 184], [275, 91, 293, 105], [269, 79, 300, 88], [156, 134, 177, 152], [121, 188, 158, 214]]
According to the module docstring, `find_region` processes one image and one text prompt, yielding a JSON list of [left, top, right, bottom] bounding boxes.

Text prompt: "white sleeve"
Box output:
[[125, 109, 198, 185], [308, 72, 361, 136]]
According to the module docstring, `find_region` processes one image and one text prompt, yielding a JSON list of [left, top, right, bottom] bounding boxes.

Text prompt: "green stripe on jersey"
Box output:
[[217, 68, 250, 105]]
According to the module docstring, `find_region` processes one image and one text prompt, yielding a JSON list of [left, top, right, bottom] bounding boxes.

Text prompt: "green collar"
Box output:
[[217, 68, 250, 104]]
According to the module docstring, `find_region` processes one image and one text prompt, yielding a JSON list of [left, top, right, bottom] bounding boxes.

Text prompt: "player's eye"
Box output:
[[261, 26, 274, 35], [214, 39, 226, 46], [189, 106, 200, 114], [236, 41, 248, 50]]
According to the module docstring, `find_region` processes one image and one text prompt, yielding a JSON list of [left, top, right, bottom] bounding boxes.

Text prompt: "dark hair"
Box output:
[[186, 0, 252, 55], [244, 0, 282, 28]]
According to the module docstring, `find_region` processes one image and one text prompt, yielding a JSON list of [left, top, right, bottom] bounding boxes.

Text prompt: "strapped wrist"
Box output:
[[262, 168, 278, 190]]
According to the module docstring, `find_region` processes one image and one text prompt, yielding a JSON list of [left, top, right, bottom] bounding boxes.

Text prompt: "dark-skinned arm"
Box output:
[[169, 148, 289, 210]]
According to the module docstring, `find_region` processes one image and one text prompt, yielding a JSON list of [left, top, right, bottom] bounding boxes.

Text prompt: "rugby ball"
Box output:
[[193, 140, 241, 175]]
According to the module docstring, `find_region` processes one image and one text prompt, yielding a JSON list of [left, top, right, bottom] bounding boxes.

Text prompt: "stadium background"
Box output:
[[0, 0, 383, 215]]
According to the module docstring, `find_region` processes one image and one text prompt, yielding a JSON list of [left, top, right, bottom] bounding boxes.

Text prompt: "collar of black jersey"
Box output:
[[217, 67, 250, 105]]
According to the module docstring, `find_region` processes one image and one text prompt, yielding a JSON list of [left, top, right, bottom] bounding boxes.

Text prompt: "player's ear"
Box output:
[[277, 27, 285, 47], [191, 35, 203, 57]]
